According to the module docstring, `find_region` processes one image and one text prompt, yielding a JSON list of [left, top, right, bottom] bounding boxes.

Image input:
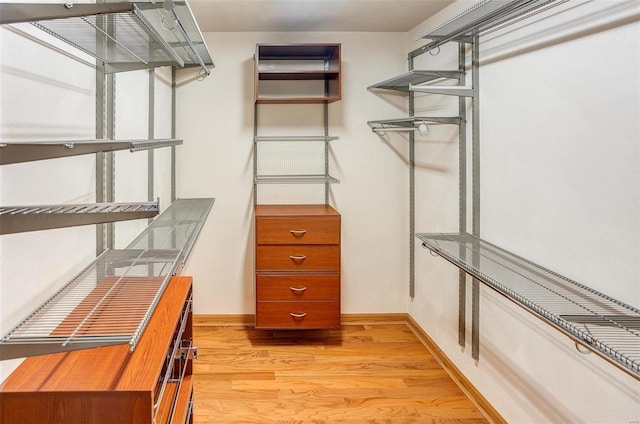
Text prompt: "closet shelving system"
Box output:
[[253, 43, 341, 203], [0, 1, 215, 360], [368, 0, 640, 380]]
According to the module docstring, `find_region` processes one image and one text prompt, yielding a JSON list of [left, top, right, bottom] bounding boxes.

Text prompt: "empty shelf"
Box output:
[[254, 136, 339, 142], [0, 2, 214, 75], [0, 138, 183, 165], [0, 201, 159, 235], [368, 70, 462, 92], [368, 116, 461, 134], [126, 197, 215, 268], [415, 0, 558, 53], [416, 232, 640, 379], [255, 175, 340, 185], [0, 198, 214, 360]]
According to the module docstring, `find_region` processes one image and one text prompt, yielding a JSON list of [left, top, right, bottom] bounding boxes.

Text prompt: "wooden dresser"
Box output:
[[0, 276, 195, 424], [255, 204, 341, 329]]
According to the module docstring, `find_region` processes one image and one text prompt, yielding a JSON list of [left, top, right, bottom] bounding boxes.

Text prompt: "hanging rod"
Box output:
[[372, 122, 431, 137], [167, 8, 210, 77], [409, 84, 474, 97], [367, 116, 461, 136]]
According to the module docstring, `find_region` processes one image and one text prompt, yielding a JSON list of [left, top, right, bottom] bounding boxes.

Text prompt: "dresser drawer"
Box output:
[[256, 245, 339, 271], [255, 301, 340, 329], [256, 217, 340, 245], [256, 274, 340, 301]]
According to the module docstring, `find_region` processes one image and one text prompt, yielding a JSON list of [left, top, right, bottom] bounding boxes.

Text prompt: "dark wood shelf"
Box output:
[[255, 43, 341, 104]]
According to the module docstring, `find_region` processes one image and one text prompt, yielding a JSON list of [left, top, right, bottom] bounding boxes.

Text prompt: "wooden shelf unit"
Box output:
[[255, 43, 341, 103], [255, 204, 341, 329], [0, 276, 195, 424]]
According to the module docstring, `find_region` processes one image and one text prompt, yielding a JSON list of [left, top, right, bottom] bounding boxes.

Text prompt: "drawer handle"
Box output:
[[290, 312, 307, 319], [290, 229, 307, 237], [289, 255, 306, 261], [289, 286, 308, 293]]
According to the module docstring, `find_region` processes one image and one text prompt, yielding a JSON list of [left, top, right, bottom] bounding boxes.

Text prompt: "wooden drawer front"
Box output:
[[256, 245, 339, 271], [255, 301, 340, 329], [256, 274, 340, 301], [256, 217, 340, 245]]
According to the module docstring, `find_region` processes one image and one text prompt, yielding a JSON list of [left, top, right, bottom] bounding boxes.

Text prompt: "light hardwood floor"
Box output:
[[192, 317, 489, 423]]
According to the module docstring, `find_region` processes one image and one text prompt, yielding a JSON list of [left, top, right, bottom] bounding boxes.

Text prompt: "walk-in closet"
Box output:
[[1, 0, 638, 422]]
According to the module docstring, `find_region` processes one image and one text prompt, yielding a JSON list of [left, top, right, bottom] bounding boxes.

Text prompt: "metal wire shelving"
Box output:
[[0, 198, 214, 360], [0, 1, 214, 75], [0, 138, 183, 165], [0, 201, 159, 235], [417, 232, 640, 379], [414, 0, 559, 55], [255, 174, 340, 185], [367, 70, 462, 92]]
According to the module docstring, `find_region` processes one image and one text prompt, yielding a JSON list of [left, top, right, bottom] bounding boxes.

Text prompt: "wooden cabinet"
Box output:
[[255, 204, 341, 329], [255, 43, 341, 103], [0, 276, 195, 424]]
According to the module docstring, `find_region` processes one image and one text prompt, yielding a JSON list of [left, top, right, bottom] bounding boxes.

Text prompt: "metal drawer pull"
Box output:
[[290, 229, 307, 237], [290, 312, 307, 319], [289, 286, 308, 293], [289, 255, 306, 261]]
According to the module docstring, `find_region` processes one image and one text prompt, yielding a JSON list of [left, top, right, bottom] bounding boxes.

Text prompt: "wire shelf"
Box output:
[[254, 136, 339, 142], [0, 201, 159, 235], [0, 198, 214, 360], [414, 0, 558, 54], [0, 2, 213, 75], [255, 174, 340, 185], [368, 70, 462, 92], [416, 232, 640, 379], [0, 138, 183, 165]]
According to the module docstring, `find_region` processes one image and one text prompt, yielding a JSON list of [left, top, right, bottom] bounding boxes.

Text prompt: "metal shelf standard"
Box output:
[[0, 201, 159, 235], [417, 232, 640, 380], [0, 138, 183, 165], [0, 197, 214, 360], [0, 1, 214, 75]]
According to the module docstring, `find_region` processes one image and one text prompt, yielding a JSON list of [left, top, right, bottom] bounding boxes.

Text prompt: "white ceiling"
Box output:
[[188, 0, 455, 32]]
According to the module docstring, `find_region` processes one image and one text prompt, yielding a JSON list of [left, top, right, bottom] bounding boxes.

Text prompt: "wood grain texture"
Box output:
[[255, 204, 341, 331], [256, 274, 340, 301], [192, 318, 490, 423], [256, 245, 340, 271], [256, 217, 340, 245], [0, 276, 194, 424], [254, 204, 340, 218], [256, 301, 340, 329]]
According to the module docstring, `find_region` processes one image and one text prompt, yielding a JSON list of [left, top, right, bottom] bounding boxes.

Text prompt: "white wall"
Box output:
[[0, 25, 175, 379], [176, 31, 411, 315], [407, 1, 640, 422]]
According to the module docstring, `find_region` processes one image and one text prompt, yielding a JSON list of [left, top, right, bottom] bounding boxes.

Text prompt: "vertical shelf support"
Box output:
[[471, 35, 481, 360], [458, 42, 468, 348], [408, 55, 416, 298]]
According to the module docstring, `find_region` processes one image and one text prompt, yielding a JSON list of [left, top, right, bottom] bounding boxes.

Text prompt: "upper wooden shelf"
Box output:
[[255, 43, 341, 104]]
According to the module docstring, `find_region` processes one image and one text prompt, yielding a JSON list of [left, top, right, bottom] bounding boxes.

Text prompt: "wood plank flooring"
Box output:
[[192, 319, 489, 423]]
